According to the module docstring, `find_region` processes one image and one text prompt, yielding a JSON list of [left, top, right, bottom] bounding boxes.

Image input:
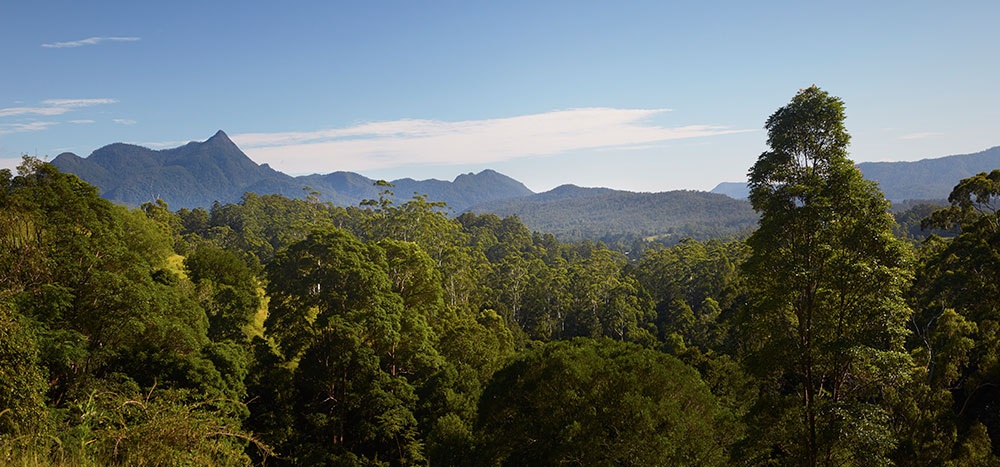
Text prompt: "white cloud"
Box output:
[[0, 106, 68, 117], [0, 98, 117, 118], [113, 118, 137, 125], [899, 131, 944, 140], [70, 119, 95, 124], [233, 108, 751, 174], [42, 36, 140, 48], [43, 98, 118, 107], [0, 122, 59, 135]]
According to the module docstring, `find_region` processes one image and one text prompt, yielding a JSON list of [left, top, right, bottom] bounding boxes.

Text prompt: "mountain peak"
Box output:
[[207, 129, 233, 144], [197, 130, 244, 155]]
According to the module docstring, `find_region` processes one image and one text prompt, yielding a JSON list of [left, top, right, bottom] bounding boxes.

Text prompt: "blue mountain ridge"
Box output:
[[710, 146, 1000, 202]]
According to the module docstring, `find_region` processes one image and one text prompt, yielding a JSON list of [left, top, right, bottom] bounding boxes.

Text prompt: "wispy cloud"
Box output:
[[42, 36, 140, 48], [70, 119, 95, 124], [233, 108, 751, 174], [112, 118, 137, 125], [43, 98, 118, 107], [0, 122, 59, 135], [0, 98, 117, 117], [0, 106, 67, 117], [899, 131, 944, 140]]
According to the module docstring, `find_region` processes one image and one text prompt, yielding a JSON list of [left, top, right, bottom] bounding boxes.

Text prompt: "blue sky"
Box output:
[[2, 1, 998, 193]]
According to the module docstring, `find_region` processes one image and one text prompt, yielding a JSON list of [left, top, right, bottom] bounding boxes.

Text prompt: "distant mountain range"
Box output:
[[51, 131, 759, 242], [51, 131, 999, 241], [52, 131, 533, 212], [710, 146, 1000, 202]]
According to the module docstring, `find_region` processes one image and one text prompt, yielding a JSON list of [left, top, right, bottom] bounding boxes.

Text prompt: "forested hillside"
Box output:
[[4, 87, 1000, 465], [467, 184, 758, 244], [858, 146, 1000, 201]]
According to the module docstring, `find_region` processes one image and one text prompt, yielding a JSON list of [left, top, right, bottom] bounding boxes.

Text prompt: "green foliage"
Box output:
[[948, 423, 1000, 466], [740, 87, 914, 465], [292, 322, 425, 465], [563, 249, 656, 344], [243, 337, 296, 461], [635, 239, 747, 353], [0, 158, 263, 463], [264, 227, 446, 464], [1, 389, 259, 466], [141, 198, 187, 253], [12, 146, 1000, 466], [73, 387, 255, 465], [913, 170, 1000, 456], [264, 228, 396, 360], [204, 192, 350, 268], [476, 338, 735, 466], [924, 169, 1000, 234], [422, 307, 516, 463], [1, 158, 208, 399], [0, 304, 47, 436], [185, 245, 261, 342], [892, 201, 957, 242]]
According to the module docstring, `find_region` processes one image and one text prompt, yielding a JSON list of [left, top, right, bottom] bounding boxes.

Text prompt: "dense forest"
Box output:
[[3, 87, 1000, 465]]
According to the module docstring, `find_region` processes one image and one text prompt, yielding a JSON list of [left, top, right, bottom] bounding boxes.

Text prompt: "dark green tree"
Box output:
[[0, 303, 47, 436], [635, 239, 747, 353], [913, 170, 1000, 458], [476, 338, 735, 466], [264, 228, 443, 464], [141, 198, 185, 252], [739, 87, 913, 465], [563, 249, 656, 345], [0, 158, 259, 463], [206, 192, 345, 267], [185, 245, 261, 342]]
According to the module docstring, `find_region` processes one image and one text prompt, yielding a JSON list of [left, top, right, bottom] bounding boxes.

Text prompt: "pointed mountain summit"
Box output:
[[207, 129, 233, 144], [52, 131, 297, 209], [193, 130, 250, 162], [51, 131, 534, 211]]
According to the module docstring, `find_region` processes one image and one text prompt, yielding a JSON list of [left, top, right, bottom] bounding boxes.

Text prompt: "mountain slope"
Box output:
[[52, 131, 297, 209], [856, 146, 1000, 201], [711, 146, 1000, 202], [468, 186, 757, 242]]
